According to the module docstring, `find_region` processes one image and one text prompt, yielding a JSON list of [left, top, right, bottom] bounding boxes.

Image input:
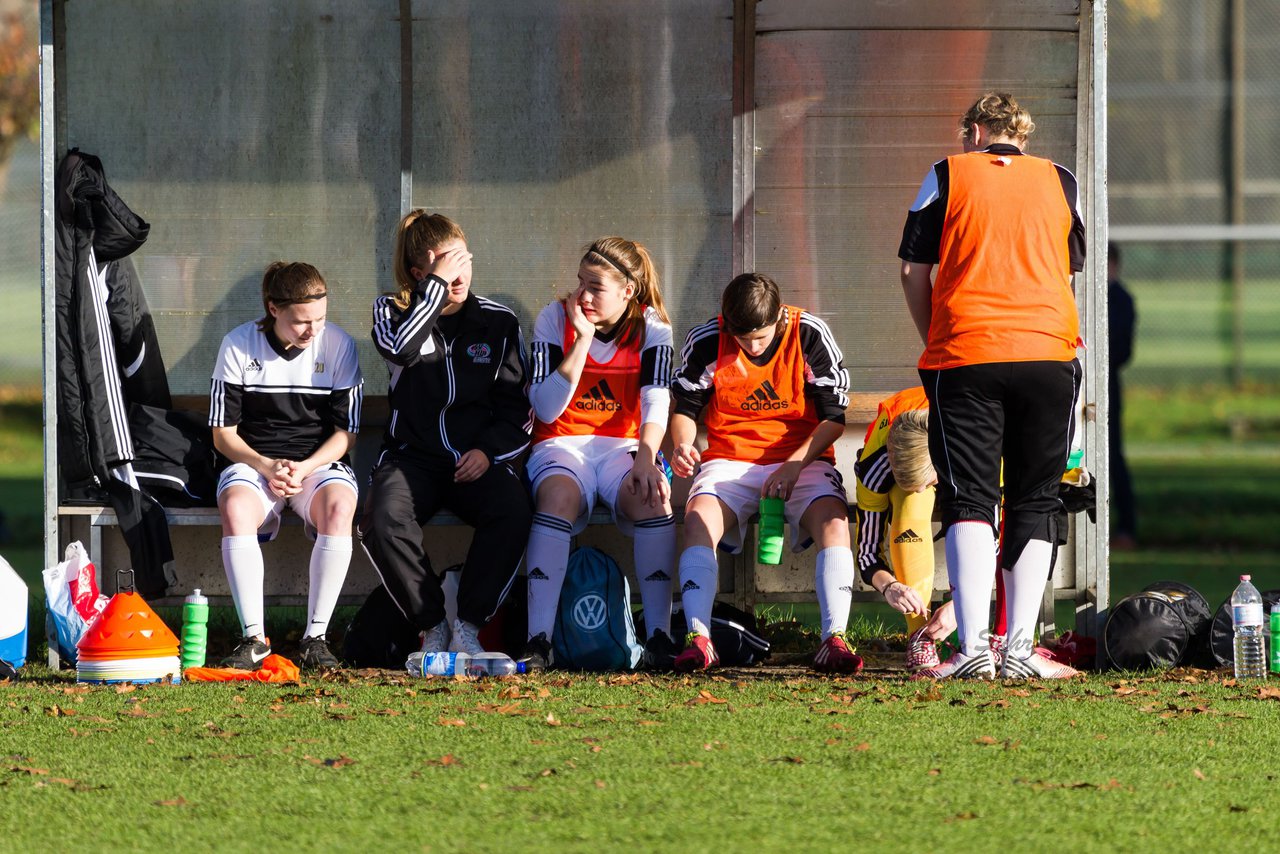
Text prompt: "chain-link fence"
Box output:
[[1111, 0, 1280, 387]]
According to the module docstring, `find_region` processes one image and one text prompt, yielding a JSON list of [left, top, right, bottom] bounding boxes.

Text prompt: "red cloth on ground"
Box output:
[[183, 653, 300, 683]]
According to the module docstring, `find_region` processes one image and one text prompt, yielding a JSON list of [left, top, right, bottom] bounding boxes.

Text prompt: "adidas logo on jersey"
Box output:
[[574, 379, 622, 412], [246, 358, 263, 372], [644, 570, 671, 582], [740, 380, 789, 411], [681, 579, 700, 592], [528, 567, 550, 580], [893, 529, 924, 544]]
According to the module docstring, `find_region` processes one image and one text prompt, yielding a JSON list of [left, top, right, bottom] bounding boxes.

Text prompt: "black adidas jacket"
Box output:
[[54, 149, 177, 595], [371, 277, 531, 466]]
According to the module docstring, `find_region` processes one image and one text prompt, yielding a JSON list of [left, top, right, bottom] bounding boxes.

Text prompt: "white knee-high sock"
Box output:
[[633, 515, 676, 638], [306, 534, 352, 639], [525, 512, 573, 640], [1002, 539, 1054, 661], [815, 546, 855, 640], [678, 546, 718, 637], [222, 534, 265, 640], [945, 521, 997, 656]]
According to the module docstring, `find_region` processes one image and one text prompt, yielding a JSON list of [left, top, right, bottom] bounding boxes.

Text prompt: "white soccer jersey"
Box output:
[[209, 320, 363, 461]]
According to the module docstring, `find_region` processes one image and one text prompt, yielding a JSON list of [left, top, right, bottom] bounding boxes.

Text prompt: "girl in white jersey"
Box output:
[[210, 262, 363, 671], [519, 237, 678, 670]]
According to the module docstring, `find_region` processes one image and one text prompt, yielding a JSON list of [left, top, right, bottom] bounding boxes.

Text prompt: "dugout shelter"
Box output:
[[38, 0, 1110, 658]]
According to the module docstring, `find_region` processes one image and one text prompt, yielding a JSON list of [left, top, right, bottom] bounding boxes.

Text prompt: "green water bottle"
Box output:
[[1270, 603, 1280, 675], [181, 589, 209, 671], [758, 497, 786, 565]]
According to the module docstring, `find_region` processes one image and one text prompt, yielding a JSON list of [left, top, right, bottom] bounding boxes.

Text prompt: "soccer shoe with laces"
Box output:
[[905, 628, 941, 671], [812, 632, 864, 674], [420, 619, 451, 653], [673, 633, 720, 672], [640, 628, 680, 671], [518, 633, 554, 672], [1000, 651, 1081, 680], [913, 648, 997, 680], [220, 636, 272, 670], [449, 619, 485, 655], [297, 635, 342, 671]]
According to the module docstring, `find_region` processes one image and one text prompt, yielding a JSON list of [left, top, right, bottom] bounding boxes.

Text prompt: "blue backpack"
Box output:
[[553, 547, 643, 671]]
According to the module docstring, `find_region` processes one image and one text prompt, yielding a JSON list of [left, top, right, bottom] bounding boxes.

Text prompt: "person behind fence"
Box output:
[[669, 272, 859, 673], [519, 237, 678, 671], [210, 261, 363, 671], [899, 91, 1083, 680], [360, 211, 533, 660], [1107, 241, 1138, 549]]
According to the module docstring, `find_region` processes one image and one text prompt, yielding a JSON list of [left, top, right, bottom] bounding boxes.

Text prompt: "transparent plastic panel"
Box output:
[[754, 25, 1080, 396], [409, 0, 734, 346], [63, 1, 402, 395]]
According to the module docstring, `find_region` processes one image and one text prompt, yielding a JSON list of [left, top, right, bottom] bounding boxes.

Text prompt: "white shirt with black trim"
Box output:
[[209, 320, 363, 461]]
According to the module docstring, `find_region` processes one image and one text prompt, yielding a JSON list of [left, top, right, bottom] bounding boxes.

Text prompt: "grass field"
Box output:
[[5, 385, 1280, 850]]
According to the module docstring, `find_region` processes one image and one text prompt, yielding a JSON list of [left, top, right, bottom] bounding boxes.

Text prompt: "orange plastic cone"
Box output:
[[77, 591, 180, 661]]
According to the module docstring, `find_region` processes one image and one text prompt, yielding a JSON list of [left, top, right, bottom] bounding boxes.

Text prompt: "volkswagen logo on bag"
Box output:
[[572, 593, 608, 631]]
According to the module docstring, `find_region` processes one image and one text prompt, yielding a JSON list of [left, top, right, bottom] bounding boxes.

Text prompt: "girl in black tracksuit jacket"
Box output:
[[360, 210, 533, 656]]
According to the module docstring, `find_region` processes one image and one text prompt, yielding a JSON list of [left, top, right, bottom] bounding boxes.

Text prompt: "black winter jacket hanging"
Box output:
[[55, 149, 177, 595]]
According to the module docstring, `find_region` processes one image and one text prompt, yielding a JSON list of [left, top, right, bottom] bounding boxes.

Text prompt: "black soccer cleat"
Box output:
[[297, 635, 343, 671], [220, 636, 272, 670], [640, 628, 679, 671], [518, 633, 554, 672]]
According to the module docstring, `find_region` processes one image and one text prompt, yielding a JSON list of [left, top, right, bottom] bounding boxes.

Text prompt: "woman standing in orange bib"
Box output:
[[670, 273, 859, 673], [519, 238, 677, 671], [899, 92, 1083, 681]]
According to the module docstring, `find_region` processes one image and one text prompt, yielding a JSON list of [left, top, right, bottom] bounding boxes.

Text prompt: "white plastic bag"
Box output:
[[42, 541, 108, 663]]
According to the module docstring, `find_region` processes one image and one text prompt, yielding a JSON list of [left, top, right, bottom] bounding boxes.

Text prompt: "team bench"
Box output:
[[52, 392, 1081, 667]]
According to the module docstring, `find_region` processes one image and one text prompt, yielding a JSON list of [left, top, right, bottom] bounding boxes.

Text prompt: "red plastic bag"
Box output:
[[66, 544, 107, 621]]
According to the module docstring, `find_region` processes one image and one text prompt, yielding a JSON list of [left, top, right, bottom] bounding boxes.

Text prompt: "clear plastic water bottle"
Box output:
[[405, 651, 526, 677], [1230, 575, 1266, 679], [180, 589, 209, 670]]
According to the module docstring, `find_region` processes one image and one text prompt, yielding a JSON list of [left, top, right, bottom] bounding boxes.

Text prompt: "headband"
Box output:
[[584, 247, 633, 282], [271, 289, 328, 307]]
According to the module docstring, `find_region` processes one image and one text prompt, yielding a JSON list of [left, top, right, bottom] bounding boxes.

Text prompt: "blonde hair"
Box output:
[[256, 261, 326, 332], [392, 209, 467, 310], [581, 237, 668, 350], [959, 92, 1035, 147], [886, 409, 935, 493]]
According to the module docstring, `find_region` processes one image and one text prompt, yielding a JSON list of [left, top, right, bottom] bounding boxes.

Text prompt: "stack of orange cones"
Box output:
[[76, 591, 182, 684]]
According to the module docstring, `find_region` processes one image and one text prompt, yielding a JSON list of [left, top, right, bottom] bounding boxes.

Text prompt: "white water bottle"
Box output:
[[406, 651, 526, 677], [1231, 574, 1266, 679]]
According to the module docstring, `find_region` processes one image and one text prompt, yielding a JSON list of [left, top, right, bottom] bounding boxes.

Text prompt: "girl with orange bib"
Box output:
[[519, 238, 677, 671], [670, 273, 859, 673]]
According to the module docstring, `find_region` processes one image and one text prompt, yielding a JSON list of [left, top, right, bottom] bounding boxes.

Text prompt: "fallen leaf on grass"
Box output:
[[636, 720, 662, 727], [770, 756, 805, 764], [545, 713, 561, 726], [688, 690, 727, 706], [914, 685, 943, 703], [114, 684, 136, 694], [945, 811, 979, 823], [538, 768, 557, 778], [120, 706, 156, 718], [973, 736, 998, 745], [45, 705, 74, 717], [1194, 768, 1206, 780], [438, 717, 466, 727], [508, 785, 535, 792], [594, 779, 606, 789], [928, 768, 941, 776], [153, 797, 190, 807], [10, 766, 48, 776], [303, 755, 357, 769], [425, 755, 462, 767], [1229, 804, 1250, 813], [1257, 686, 1280, 701], [366, 708, 404, 716], [854, 742, 871, 752]]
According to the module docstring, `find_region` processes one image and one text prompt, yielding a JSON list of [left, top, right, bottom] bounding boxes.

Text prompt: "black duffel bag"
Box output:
[[1103, 581, 1213, 670], [1207, 587, 1280, 668]]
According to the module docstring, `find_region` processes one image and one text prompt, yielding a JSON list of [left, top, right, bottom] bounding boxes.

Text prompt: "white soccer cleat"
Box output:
[[1000, 651, 1081, 680], [913, 648, 996, 680]]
